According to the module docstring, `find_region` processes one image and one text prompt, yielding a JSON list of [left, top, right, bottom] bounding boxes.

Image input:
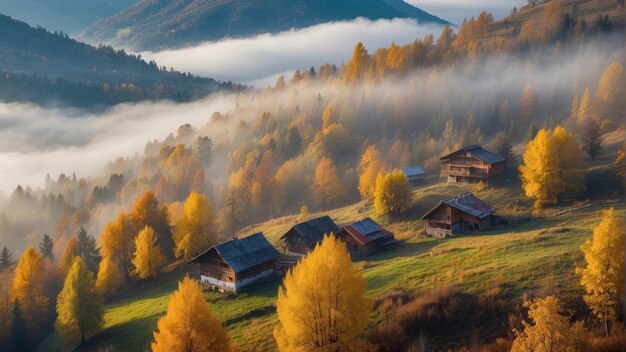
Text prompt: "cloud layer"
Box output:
[[141, 18, 444, 86]]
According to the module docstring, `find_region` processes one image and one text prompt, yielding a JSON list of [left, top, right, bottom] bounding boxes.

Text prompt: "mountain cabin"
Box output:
[[402, 166, 426, 186], [280, 215, 340, 256], [188, 233, 280, 293], [420, 192, 495, 238], [337, 217, 396, 258], [440, 145, 505, 184]]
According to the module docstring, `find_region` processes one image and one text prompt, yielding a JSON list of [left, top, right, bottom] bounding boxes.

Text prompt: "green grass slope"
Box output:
[[40, 185, 625, 351]]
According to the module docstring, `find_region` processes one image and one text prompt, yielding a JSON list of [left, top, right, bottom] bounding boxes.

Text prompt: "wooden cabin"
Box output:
[[420, 192, 494, 238], [337, 217, 396, 258], [440, 145, 505, 184], [188, 233, 280, 293], [280, 215, 340, 256], [402, 166, 426, 187]]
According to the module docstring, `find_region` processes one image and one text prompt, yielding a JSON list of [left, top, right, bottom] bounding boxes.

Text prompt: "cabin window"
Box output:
[[228, 276, 233, 282], [352, 243, 359, 252]]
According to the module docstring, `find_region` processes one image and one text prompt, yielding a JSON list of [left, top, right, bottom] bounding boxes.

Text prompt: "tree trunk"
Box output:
[[605, 319, 611, 336]]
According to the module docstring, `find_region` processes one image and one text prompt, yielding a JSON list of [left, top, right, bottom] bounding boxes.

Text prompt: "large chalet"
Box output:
[[337, 217, 396, 258], [440, 145, 505, 184], [188, 233, 280, 293], [420, 192, 495, 238], [281, 215, 340, 256]]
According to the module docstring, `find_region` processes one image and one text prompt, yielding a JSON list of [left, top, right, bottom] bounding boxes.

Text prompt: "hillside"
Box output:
[[38, 184, 626, 351], [80, 0, 448, 50], [486, 0, 626, 39], [37, 128, 626, 351], [0, 14, 232, 107], [0, 0, 137, 33]]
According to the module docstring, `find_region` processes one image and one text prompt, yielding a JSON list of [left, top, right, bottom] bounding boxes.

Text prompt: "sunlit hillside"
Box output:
[[1, 0, 626, 351]]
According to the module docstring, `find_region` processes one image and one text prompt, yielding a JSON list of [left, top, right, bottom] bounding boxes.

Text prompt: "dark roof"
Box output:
[[421, 192, 493, 220], [189, 233, 280, 273], [440, 145, 505, 164], [341, 217, 394, 246], [402, 166, 426, 177], [281, 215, 340, 246]]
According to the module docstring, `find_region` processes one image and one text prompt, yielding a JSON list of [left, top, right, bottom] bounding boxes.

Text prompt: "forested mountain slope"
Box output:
[[81, 0, 448, 50], [0, 0, 137, 33], [0, 14, 234, 107]]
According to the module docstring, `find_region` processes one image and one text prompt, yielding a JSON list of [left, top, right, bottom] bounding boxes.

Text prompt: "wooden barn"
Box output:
[[337, 217, 396, 258], [188, 233, 280, 293], [402, 166, 426, 187], [440, 145, 505, 184], [280, 215, 340, 256], [421, 192, 495, 238]]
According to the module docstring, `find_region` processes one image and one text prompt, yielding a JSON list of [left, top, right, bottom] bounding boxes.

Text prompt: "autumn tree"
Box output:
[[570, 92, 580, 121], [55, 257, 104, 347], [511, 296, 589, 352], [344, 42, 369, 83], [578, 87, 592, 125], [173, 192, 219, 260], [95, 257, 123, 299], [132, 226, 166, 280], [130, 191, 173, 257], [595, 62, 625, 120], [519, 126, 585, 209], [374, 169, 412, 215], [61, 236, 80, 274], [358, 145, 387, 199], [544, 0, 562, 29], [251, 151, 276, 219], [386, 42, 404, 71], [152, 276, 230, 352], [576, 208, 625, 335], [311, 157, 344, 208], [274, 235, 372, 351], [10, 248, 48, 334], [39, 233, 55, 261], [0, 246, 14, 270], [519, 84, 535, 121], [322, 104, 335, 131], [519, 19, 547, 43], [582, 118, 603, 160], [99, 211, 135, 276]]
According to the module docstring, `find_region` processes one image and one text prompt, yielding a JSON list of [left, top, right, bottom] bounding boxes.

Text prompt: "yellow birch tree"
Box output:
[[173, 192, 219, 260], [274, 235, 372, 352], [151, 276, 231, 352], [576, 208, 625, 335], [132, 226, 166, 280]]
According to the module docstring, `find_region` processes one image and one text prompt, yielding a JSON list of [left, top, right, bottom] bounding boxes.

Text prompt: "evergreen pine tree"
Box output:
[[0, 247, 14, 270], [76, 227, 100, 273], [496, 133, 516, 172], [39, 233, 55, 261], [582, 119, 603, 160]]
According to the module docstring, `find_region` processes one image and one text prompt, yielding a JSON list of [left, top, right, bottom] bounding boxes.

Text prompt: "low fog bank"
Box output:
[[140, 18, 445, 85], [0, 37, 620, 194], [0, 96, 237, 191]]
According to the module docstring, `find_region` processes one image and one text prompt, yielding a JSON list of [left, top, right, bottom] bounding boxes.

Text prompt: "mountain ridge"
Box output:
[[81, 0, 449, 51], [0, 13, 233, 107]]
